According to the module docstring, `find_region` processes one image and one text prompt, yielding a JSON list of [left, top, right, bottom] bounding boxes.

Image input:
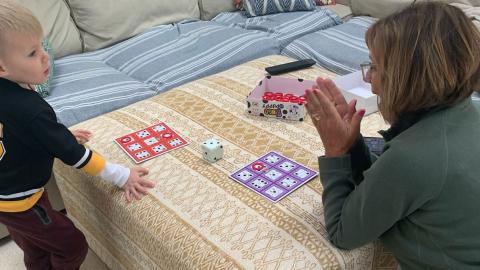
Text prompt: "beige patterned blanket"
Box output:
[[53, 55, 398, 270]]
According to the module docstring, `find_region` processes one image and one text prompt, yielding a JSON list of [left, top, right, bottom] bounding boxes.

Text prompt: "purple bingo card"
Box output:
[[230, 151, 318, 203]]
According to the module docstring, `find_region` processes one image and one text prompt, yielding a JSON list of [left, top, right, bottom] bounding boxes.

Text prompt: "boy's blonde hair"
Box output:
[[0, 0, 43, 53]]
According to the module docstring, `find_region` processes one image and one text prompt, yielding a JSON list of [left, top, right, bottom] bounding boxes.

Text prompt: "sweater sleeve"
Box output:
[[348, 135, 377, 185], [318, 148, 443, 250], [28, 109, 106, 176], [28, 109, 130, 187]]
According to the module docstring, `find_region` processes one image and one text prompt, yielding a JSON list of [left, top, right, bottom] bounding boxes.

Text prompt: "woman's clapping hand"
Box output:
[[305, 77, 365, 157]]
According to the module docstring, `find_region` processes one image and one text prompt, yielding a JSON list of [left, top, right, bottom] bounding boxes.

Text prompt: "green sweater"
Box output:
[[319, 99, 480, 269]]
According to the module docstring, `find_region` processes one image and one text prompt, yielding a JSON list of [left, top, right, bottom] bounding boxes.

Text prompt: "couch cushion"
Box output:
[[198, 0, 236, 20], [281, 16, 376, 74], [351, 0, 478, 18], [100, 21, 280, 93], [66, 0, 200, 52], [46, 58, 157, 127], [48, 21, 280, 126], [212, 7, 342, 46], [15, 0, 82, 58]]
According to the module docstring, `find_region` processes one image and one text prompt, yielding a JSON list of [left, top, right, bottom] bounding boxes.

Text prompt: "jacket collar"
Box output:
[[378, 106, 446, 142]]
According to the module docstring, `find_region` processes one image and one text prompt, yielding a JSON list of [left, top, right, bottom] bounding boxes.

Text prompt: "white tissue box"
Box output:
[[334, 71, 378, 115]]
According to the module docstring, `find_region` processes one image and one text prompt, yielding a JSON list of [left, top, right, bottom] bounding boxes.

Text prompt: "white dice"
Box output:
[[201, 138, 223, 162]]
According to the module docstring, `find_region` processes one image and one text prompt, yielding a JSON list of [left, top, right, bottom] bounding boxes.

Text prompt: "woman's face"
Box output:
[[364, 50, 381, 95]]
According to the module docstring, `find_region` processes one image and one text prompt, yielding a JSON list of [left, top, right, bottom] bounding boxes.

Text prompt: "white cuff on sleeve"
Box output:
[[99, 162, 130, 187]]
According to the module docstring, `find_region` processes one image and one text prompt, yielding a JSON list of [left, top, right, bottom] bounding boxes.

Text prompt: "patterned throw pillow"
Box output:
[[315, 0, 335, 5], [243, 0, 317, 17], [34, 37, 54, 98]]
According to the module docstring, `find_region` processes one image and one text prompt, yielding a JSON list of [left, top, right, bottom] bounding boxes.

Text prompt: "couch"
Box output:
[[3, 0, 479, 261], [13, 0, 476, 127]]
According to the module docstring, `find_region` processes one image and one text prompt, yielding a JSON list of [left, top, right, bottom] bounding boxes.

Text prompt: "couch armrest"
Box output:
[[325, 4, 352, 19], [351, 0, 479, 18], [199, 0, 236, 20], [336, 0, 352, 6], [350, 0, 412, 18]]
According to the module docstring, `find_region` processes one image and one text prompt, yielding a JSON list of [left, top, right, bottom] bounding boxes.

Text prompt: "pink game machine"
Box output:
[[246, 76, 316, 121]]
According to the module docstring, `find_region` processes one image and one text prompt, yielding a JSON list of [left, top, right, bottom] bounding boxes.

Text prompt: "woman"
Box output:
[[305, 2, 480, 269]]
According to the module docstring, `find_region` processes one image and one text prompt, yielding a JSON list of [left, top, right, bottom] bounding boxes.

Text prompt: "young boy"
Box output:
[[0, 1, 155, 269]]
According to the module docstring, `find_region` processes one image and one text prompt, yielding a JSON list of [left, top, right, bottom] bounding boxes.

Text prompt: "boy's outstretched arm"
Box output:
[[28, 109, 155, 202]]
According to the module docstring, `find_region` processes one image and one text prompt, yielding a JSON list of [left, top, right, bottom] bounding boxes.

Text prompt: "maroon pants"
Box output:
[[0, 191, 88, 270]]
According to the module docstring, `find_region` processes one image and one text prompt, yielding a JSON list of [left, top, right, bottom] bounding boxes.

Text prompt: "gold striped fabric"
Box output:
[[53, 55, 398, 270]]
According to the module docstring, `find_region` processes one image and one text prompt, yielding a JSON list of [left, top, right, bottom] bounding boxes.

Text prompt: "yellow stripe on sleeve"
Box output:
[[81, 151, 106, 176], [0, 189, 43, 213]]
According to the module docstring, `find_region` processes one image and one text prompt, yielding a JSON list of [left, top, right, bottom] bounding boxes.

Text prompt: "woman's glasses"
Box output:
[[360, 61, 376, 81]]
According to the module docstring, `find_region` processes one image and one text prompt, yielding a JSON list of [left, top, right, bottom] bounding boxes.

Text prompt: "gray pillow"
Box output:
[[243, 0, 316, 17]]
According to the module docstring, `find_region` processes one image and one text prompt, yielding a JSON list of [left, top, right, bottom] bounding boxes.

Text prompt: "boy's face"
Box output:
[[0, 31, 49, 86]]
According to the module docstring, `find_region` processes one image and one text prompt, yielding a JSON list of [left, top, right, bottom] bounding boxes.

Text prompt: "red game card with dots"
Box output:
[[114, 122, 188, 163]]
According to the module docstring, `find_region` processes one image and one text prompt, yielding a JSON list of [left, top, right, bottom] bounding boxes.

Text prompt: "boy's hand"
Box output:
[[234, 0, 242, 9], [70, 129, 92, 144], [123, 166, 155, 203]]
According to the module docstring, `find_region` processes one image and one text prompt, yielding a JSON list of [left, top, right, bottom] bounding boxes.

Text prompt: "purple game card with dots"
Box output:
[[230, 151, 318, 203]]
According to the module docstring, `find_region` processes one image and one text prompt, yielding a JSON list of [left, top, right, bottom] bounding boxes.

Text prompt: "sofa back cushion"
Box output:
[[199, 0, 236, 20], [351, 0, 478, 18], [15, 0, 82, 58], [66, 0, 200, 51]]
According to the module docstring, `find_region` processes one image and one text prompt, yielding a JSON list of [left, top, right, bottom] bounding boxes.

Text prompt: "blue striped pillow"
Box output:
[[243, 0, 316, 17]]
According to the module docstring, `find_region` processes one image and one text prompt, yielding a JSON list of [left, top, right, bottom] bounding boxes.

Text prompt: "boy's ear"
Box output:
[[0, 61, 8, 78]]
